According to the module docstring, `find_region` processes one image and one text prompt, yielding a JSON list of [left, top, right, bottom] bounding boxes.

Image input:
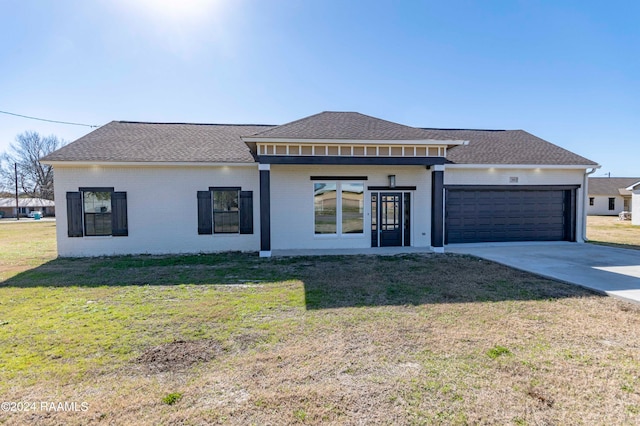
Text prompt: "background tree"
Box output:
[[0, 131, 64, 200]]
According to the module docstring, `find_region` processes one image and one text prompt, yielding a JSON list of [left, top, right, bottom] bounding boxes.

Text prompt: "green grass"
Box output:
[[162, 392, 183, 405], [2, 221, 640, 425]]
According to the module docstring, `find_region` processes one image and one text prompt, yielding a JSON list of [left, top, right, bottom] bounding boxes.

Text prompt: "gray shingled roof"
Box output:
[[42, 113, 598, 167], [0, 198, 55, 208], [248, 111, 460, 141], [440, 129, 597, 166], [588, 177, 640, 196], [42, 121, 274, 163]]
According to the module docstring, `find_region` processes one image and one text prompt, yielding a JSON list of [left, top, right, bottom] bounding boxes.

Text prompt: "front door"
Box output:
[[379, 192, 402, 247]]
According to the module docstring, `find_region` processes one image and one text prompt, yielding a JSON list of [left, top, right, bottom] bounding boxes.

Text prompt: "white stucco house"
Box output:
[[627, 182, 640, 225], [587, 177, 640, 216], [41, 111, 599, 257]]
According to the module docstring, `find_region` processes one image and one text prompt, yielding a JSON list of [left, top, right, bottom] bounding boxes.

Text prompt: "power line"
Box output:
[[0, 110, 99, 128]]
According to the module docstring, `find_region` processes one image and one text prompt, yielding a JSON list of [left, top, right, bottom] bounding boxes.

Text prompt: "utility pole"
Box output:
[[14, 162, 19, 221]]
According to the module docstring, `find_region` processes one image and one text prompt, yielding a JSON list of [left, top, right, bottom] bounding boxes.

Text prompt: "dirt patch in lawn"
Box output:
[[136, 339, 223, 373]]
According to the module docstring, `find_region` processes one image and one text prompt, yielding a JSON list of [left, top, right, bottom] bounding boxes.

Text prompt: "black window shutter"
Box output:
[[239, 191, 253, 234], [66, 191, 83, 237], [197, 191, 213, 235], [111, 192, 128, 237]]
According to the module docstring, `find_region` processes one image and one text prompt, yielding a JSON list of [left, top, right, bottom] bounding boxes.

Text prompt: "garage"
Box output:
[[445, 186, 577, 244]]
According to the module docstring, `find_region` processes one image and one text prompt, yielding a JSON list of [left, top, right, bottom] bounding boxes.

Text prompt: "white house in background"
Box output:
[[627, 182, 640, 225], [587, 177, 640, 216], [41, 111, 599, 257], [0, 197, 55, 218]]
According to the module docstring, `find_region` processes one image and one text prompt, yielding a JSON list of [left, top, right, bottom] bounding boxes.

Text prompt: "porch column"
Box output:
[[259, 164, 271, 257], [431, 165, 445, 253]]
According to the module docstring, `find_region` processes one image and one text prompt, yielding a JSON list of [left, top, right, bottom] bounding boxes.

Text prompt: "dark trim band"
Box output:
[[209, 186, 242, 191], [444, 184, 581, 191], [310, 176, 369, 181], [79, 187, 115, 192], [258, 156, 447, 166], [368, 186, 417, 191]]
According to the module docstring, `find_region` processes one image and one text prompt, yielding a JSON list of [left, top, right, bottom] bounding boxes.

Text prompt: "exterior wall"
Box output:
[[269, 165, 432, 250], [587, 195, 627, 216], [53, 165, 260, 256], [444, 167, 587, 242], [633, 191, 640, 225], [53, 163, 593, 256]]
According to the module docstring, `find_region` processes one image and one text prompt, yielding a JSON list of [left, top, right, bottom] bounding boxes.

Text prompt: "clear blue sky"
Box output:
[[1, 0, 638, 176]]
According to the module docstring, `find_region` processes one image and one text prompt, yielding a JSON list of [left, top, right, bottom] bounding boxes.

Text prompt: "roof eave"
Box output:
[[242, 136, 467, 146], [626, 182, 640, 190], [445, 163, 600, 170], [41, 160, 258, 167]]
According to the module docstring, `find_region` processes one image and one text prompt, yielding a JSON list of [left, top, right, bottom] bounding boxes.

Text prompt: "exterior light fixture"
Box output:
[[388, 174, 396, 188]]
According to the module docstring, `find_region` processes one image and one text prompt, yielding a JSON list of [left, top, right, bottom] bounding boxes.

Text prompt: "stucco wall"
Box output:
[[632, 191, 640, 225], [53, 163, 591, 255], [269, 165, 433, 250], [587, 195, 628, 216], [53, 165, 260, 256]]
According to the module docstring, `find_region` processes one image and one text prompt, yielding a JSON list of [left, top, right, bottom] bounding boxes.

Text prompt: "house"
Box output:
[[0, 197, 55, 218], [587, 177, 640, 216], [627, 182, 640, 225], [41, 111, 598, 257]]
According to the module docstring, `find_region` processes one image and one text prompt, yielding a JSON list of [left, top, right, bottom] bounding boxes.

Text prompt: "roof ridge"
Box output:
[[248, 111, 329, 137], [116, 121, 276, 127], [421, 128, 513, 132]]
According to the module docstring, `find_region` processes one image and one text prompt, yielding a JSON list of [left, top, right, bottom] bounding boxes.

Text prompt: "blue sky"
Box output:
[[1, 0, 637, 176]]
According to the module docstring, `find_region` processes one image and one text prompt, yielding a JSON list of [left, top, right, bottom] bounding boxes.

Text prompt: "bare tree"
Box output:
[[0, 131, 64, 200]]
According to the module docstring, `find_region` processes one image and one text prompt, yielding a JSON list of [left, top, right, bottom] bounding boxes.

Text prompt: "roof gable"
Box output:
[[247, 111, 460, 141], [589, 177, 640, 195]]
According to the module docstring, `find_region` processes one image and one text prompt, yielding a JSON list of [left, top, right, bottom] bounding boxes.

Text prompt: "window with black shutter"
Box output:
[[197, 187, 253, 235], [66, 188, 128, 237]]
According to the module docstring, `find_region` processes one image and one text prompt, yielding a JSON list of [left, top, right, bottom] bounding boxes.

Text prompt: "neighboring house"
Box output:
[[627, 182, 640, 225], [0, 197, 55, 218], [41, 111, 598, 257], [587, 177, 640, 216]]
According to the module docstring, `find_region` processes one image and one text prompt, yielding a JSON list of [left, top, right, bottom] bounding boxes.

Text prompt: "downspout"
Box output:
[[581, 167, 599, 242]]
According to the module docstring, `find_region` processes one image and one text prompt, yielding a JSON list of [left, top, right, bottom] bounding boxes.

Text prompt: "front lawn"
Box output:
[[587, 215, 640, 250], [1, 221, 640, 425]]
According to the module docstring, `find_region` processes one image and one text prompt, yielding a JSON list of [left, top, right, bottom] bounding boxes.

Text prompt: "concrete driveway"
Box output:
[[447, 242, 640, 304]]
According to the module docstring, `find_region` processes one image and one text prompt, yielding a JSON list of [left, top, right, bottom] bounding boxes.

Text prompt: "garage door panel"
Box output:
[[446, 189, 570, 244]]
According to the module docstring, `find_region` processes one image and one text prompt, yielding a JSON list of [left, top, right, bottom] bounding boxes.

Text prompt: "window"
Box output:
[[314, 182, 364, 235], [589, 197, 594, 206], [314, 183, 337, 234], [608, 197, 615, 211], [213, 190, 239, 233], [83, 191, 112, 236], [197, 188, 253, 235], [341, 183, 364, 234], [66, 188, 128, 238]]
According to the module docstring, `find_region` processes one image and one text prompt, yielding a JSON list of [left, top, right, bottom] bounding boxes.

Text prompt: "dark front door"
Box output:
[[379, 192, 402, 247]]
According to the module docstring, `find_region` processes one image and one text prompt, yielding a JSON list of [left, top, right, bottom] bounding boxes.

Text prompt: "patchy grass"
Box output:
[[587, 215, 640, 250], [0, 220, 56, 281], [162, 392, 183, 406], [1, 222, 640, 425]]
